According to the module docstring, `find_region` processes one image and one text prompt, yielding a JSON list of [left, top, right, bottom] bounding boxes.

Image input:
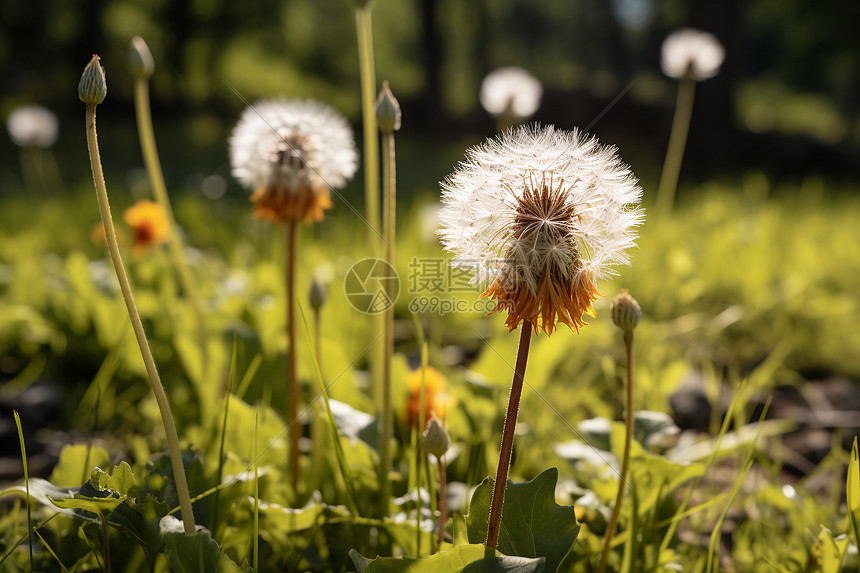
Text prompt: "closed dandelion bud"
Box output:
[[423, 414, 450, 459], [78, 55, 107, 105], [309, 276, 326, 311], [611, 290, 641, 334], [128, 36, 155, 80], [375, 81, 401, 134]]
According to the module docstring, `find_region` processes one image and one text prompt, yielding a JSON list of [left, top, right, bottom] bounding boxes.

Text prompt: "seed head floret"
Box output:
[[439, 124, 643, 335]]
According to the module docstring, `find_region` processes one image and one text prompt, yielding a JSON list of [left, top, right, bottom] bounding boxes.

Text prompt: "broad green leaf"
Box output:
[[466, 468, 579, 573], [349, 544, 545, 572], [254, 498, 349, 532], [49, 444, 110, 488], [160, 516, 243, 573], [848, 437, 860, 549]]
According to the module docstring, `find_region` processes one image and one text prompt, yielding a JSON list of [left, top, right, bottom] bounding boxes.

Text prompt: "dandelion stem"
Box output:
[[84, 102, 196, 535], [437, 457, 447, 548], [310, 306, 325, 494], [486, 322, 532, 549], [599, 331, 635, 573], [380, 122, 396, 513], [656, 73, 696, 214], [355, 5, 380, 241], [132, 74, 208, 372], [286, 219, 300, 493]]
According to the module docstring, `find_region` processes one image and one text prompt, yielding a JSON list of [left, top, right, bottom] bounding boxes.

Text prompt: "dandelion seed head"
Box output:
[[438, 124, 644, 335], [229, 99, 358, 223], [480, 67, 543, 119], [661, 28, 725, 81], [6, 105, 59, 148]]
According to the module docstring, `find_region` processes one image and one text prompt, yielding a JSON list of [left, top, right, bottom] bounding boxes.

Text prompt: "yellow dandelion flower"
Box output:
[[124, 199, 169, 252]]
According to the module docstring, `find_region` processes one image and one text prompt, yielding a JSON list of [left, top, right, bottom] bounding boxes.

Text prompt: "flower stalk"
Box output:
[[129, 37, 208, 368], [287, 220, 300, 492], [377, 81, 400, 511], [599, 291, 642, 572], [655, 72, 696, 215], [486, 322, 532, 549], [80, 55, 195, 535], [355, 3, 380, 242]]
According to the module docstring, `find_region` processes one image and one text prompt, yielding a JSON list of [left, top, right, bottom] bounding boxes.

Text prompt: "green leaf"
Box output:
[[811, 527, 848, 573], [254, 498, 349, 532], [161, 516, 243, 573], [848, 437, 860, 550], [49, 444, 111, 488], [0, 478, 80, 518], [349, 544, 545, 572], [465, 468, 579, 573], [50, 494, 126, 515]]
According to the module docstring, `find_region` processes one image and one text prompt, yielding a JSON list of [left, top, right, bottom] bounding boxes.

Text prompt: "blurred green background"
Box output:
[[1, 0, 858, 200]]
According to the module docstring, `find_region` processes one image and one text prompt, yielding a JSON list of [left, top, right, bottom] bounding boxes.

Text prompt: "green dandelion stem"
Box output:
[[132, 74, 208, 367], [84, 102, 196, 535], [355, 5, 380, 241], [656, 73, 696, 214], [599, 330, 635, 573], [379, 124, 396, 513]]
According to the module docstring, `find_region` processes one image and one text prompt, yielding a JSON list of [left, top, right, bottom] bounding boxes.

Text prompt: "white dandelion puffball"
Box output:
[[229, 99, 358, 223], [480, 67, 543, 118], [661, 28, 725, 81], [438, 124, 643, 335], [7, 105, 59, 148]]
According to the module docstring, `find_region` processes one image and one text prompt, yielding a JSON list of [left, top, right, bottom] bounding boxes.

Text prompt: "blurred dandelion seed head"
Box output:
[[480, 66, 543, 119], [438, 125, 643, 335], [661, 28, 725, 81], [6, 105, 59, 148], [124, 199, 169, 252], [229, 99, 358, 224]]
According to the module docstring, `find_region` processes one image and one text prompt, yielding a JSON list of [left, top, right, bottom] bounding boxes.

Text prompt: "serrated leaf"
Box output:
[[848, 438, 860, 550], [465, 468, 579, 573], [349, 544, 545, 572], [161, 516, 243, 573]]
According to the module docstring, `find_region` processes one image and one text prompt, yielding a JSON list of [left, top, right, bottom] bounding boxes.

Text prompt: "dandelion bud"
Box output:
[[611, 290, 641, 334], [309, 276, 326, 311], [78, 55, 107, 105], [423, 414, 450, 459], [375, 81, 401, 134], [128, 36, 155, 80]]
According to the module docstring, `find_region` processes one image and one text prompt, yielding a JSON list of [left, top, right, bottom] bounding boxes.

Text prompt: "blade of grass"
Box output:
[[705, 398, 771, 573], [847, 437, 859, 551], [235, 353, 263, 401], [13, 410, 34, 571], [298, 303, 361, 518], [213, 335, 239, 536], [253, 411, 259, 573], [34, 529, 70, 572], [0, 513, 59, 567]]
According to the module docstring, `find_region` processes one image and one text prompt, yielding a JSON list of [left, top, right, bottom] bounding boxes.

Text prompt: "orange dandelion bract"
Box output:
[[124, 199, 169, 252]]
